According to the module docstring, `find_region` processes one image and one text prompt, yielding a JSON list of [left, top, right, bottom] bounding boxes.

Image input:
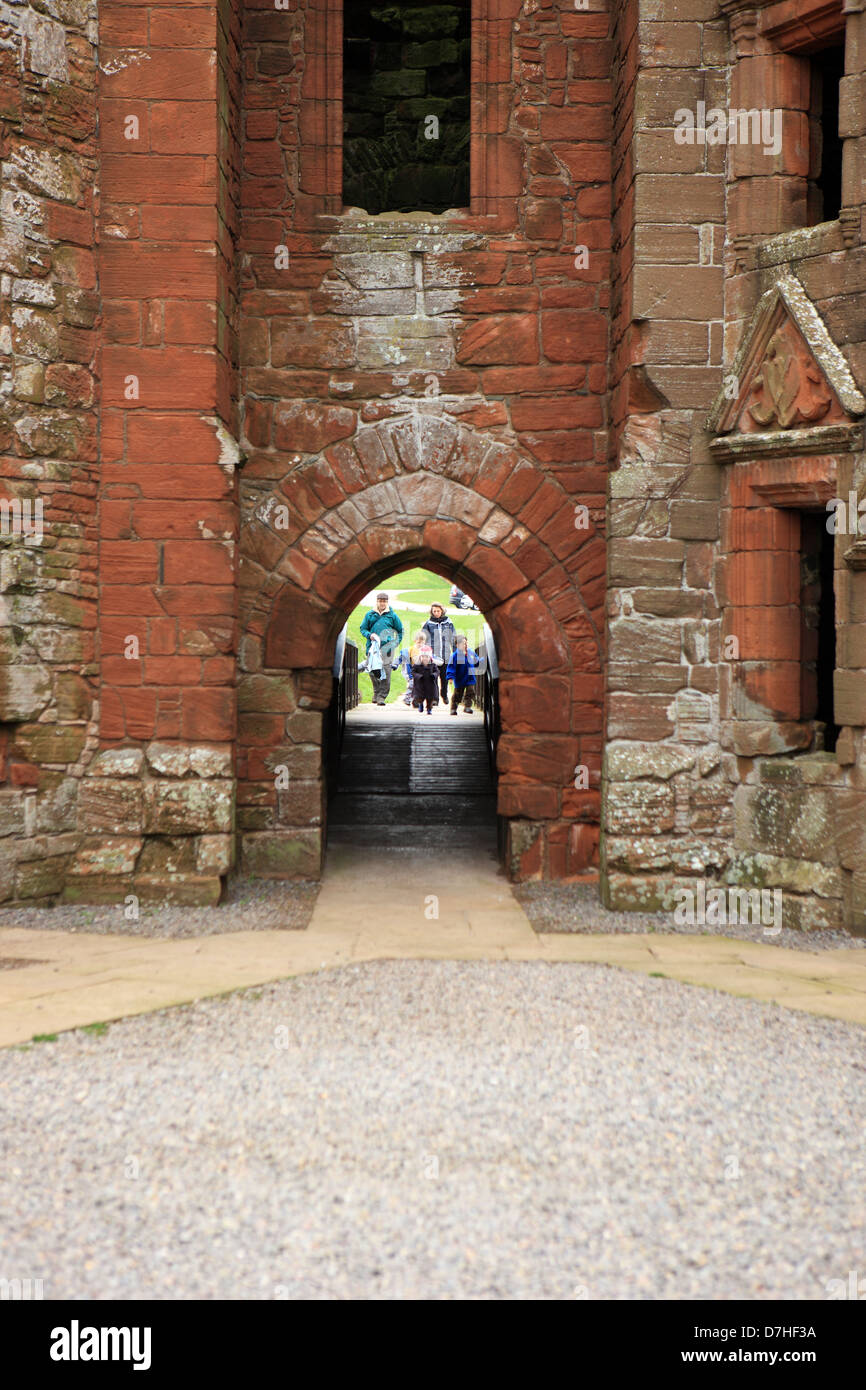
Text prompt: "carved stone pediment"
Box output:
[[707, 273, 865, 449]]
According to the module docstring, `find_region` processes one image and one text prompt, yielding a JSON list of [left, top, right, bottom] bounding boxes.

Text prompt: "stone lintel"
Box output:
[[709, 422, 864, 462]]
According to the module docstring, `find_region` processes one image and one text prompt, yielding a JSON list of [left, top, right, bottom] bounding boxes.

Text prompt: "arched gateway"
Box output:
[[4, 0, 866, 930], [238, 412, 604, 881]]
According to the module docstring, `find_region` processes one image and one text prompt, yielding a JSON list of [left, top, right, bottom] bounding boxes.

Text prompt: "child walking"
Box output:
[[411, 648, 439, 715], [446, 633, 479, 714], [403, 629, 429, 706]]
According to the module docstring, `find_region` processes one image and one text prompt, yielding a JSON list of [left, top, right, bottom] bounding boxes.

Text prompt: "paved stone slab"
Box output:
[[2, 842, 866, 1046]]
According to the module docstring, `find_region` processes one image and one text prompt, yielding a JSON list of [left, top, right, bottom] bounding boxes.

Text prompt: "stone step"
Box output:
[[329, 713, 497, 847], [327, 823, 499, 851], [329, 792, 497, 827]]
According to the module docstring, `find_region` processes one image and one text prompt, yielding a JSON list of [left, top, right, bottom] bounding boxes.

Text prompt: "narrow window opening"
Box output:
[[800, 513, 838, 751], [342, 0, 471, 216], [808, 43, 844, 224]]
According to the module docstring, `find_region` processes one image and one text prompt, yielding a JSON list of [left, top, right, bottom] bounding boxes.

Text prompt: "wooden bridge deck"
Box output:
[[328, 705, 498, 850]]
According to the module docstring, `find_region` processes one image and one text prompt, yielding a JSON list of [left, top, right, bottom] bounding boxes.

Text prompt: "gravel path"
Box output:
[[515, 881, 866, 953], [0, 878, 320, 938], [2, 959, 864, 1300]]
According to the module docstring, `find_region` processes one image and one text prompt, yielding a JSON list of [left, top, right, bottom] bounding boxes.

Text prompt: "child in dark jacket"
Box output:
[[411, 651, 439, 714], [446, 634, 479, 714]]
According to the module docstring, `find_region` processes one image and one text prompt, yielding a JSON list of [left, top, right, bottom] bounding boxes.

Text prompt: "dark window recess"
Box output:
[[800, 513, 838, 751], [808, 44, 844, 224], [342, 0, 471, 215]]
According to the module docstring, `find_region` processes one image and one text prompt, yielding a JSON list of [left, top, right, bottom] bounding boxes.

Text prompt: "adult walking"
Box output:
[[359, 591, 404, 706], [423, 601, 456, 706]]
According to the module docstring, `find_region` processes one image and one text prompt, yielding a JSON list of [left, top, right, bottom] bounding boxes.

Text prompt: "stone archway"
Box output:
[[237, 411, 604, 881]]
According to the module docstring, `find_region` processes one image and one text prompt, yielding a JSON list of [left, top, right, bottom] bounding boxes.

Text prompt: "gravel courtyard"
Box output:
[[2, 959, 864, 1301]]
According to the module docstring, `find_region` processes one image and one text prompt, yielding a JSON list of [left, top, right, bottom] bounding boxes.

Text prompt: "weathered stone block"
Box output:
[[88, 748, 145, 778], [605, 743, 696, 782], [11, 724, 86, 764], [609, 617, 682, 664], [0, 790, 26, 838], [506, 821, 544, 881], [357, 318, 452, 371], [779, 893, 844, 933], [606, 835, 729, 875], [607, 694, 675, 741], [283, 711, 322, 744], [196, 835, 234, 874], [144, 781, 233, 835], [189, 746, 233, 778], [35, 778, 76, 828], [336, 252, 414, 289], [133, 875, 222, 906], [242, 830, 322, 879], [730, 721, 813, 757], [137, 837, 197, 876], [608, 539, 685, 586], [725, 852, 842, 899], [845, 868, 866, 936], [669, 500, 720, 540], [836, 790, 866, 870], [265, 745, 320, 780], [61, 878, 140, 906], [78, 779, 143, 835], [15, 855, 67, 899], [238, 675, 297, 714], [276, 781, 323, 827], [602, 871, 687, 913], [734, 785, 836, 862], [834, 670, 866, 726], [145, 744, 192, 777], [0, 665, 51, 721], [605, 782, 675, 834], [72, 838, 142, 877]]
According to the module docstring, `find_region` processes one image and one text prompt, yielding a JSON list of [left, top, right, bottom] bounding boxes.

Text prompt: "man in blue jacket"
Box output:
[[359, 591, 404, 705]]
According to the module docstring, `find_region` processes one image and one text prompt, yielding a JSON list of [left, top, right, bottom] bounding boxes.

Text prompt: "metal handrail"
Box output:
[[333, 625, 347, 680], [326, 625, 359, 799], [474, 623, 500, 775]]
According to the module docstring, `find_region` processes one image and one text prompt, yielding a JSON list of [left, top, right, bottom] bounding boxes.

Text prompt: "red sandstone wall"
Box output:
[[97, 0, 240, 751], [236, 0, 614, 880], [0, 0, 99, 901], [61, 0, 245, 904]]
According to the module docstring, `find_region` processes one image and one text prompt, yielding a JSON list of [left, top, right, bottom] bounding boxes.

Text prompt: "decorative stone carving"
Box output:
[[843, 540, 866, 572], [708, 272, 866, 445], [840, 207, 860, 249], [746, 319, 833, 431]]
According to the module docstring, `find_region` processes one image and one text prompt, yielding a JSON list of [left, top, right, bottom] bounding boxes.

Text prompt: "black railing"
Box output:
[[474, 623, 500, 777], [325, 626, 359, 798]]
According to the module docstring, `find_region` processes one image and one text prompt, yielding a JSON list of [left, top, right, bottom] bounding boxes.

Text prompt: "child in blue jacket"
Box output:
[[446, 634, 478, 714]]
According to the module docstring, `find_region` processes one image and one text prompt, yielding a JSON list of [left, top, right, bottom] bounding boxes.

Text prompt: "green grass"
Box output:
[[31, 1033, 58, 1043], [81, 1021, 109, 1036], [346, 567, 487, 706]]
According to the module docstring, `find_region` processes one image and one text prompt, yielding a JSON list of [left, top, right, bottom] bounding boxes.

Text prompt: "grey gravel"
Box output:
[[0, 877, 320, 938], [515, 881, 866, 953], [1, 959, 864, 1300]]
